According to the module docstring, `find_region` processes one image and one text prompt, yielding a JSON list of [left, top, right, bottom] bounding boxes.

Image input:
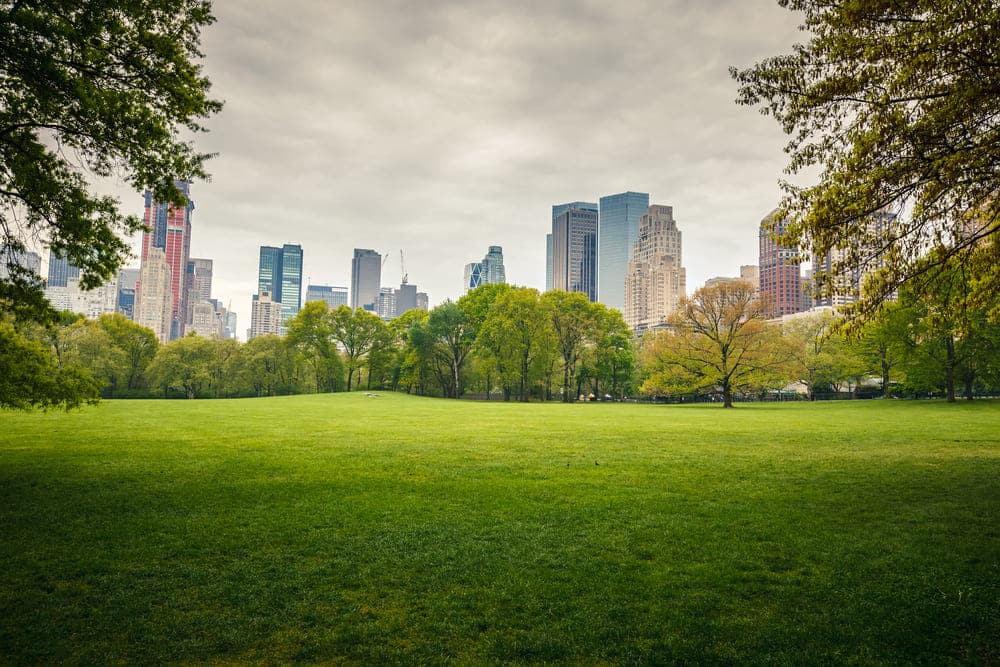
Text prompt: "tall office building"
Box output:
[[46, 250, 80, 287], [464, 245, 507, 293], [375, 287, 396, 320], [464, 262, 485, 292], [598, 191, 649, 310], [257, 244, 303, 334], [187, 258, 213, 301], [306, 284, 348, 310], [759, 209, 802, 318], [623, 205, 686, 332], [189, 300, 223, 338], [135, 247, 173, 342], [351, 248, 382, 310], [140, 182, 194, 340], [552, 205, 598, 301], [481, 246, 506, 284], [249, 290, 282, 339]]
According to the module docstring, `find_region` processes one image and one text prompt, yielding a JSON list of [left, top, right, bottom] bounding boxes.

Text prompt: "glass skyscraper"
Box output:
[[552, 206, 598, 301], [351, 249, 382, 310], [598, 191, 649, 310], [257, 243, 303, 334], [46, 250, 80, 288], [464, 245, 507, 293]]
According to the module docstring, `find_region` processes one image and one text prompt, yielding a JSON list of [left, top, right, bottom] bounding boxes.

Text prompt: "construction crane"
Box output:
[[400, 249, 408, 285]]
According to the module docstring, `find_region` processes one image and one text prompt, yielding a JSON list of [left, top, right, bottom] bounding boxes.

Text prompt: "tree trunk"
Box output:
[[722, 380, 734, 408], [881, 350, 890, 398], [347, 369, 354, 392], [945, 336, 956, 403]]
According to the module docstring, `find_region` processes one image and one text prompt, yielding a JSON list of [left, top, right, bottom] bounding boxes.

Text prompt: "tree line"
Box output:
[[3, 271, 998, 408]]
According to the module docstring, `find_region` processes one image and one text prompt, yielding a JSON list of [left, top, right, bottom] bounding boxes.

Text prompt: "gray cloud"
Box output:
[[113, 0, 805, 333]]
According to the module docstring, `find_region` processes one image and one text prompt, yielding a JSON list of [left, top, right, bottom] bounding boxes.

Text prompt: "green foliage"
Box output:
[[641, 281, 784, 407], [1, 396, 998, 663], [855, 302, 914, 397], [0, 319, 99, 410], [542, 290, 599, 402], [229, 334, 298, 397], [285, 301, 344, 393], [97, 313, 159, 393], [894, 258, 1000, 401], [0, 0, 222, 322], [479, 287, 555, 401], [732, 1, 1000, 322], [146, 333, 216, 398], [328, 305, 386, 392], [782, 310, 865, 398]]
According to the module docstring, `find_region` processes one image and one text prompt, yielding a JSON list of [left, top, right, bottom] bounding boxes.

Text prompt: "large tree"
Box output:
[[541, 290, 598, 402], [0, 0, 221, 323], [328, 305, 386, 392], [732, 1, 1000, 322], [641, 281, 783, 408], [426, 301, 474, 399]]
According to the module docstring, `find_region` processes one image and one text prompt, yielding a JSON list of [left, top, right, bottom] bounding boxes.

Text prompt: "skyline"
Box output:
[[68, 1, 804, 334]]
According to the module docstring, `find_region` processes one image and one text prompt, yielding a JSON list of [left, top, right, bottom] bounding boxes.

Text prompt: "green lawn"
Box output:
[[1, 395, 998, 664]]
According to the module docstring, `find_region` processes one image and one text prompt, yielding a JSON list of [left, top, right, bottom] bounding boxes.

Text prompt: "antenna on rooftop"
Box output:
[[400, 249, 408, 285]]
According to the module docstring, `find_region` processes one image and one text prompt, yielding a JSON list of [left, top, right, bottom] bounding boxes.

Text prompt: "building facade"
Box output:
[[350, 248, 382, 310], [0, 248, 41, 279], [249, 290, 282, 339], [135, 247, 173, 342], [257, 244, 302, 334], [759, 210, 802, 318], [623, 205, 686, 332], [140, 182, 193, 340], [552, 205, 598, 301], [598, 191, 649, 309], [464, 245, 506, 293], [305, 284, 348, 310], [46, 250, 80, 288]]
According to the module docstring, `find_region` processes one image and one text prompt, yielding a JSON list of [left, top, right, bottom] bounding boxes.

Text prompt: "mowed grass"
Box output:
[[1, 395, 998, 664]]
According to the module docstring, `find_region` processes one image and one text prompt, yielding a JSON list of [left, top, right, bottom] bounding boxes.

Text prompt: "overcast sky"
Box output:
[[105, 0, 805, 336]]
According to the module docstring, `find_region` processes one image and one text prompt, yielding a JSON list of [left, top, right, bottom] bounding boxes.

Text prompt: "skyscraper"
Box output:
[[306, 284, 348, 309], [135, 247, 173, 342], [759, 209, 802, 318], [464, 245, 507, 293], [552, 205, 598, 301], [464, 262, 485, 292], [351, 249, 381, 310], [623, 205, 686, 332], [481, 245, 506, 284], [140, 182, 194, 340], [598, 191, 649, 310], [256, 244, 303, 334], [46, 250, 80, 288], [249, 291, 282, 339]]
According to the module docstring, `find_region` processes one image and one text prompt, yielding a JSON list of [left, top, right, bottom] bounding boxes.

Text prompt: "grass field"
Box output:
[[1, 394, 998, 664]]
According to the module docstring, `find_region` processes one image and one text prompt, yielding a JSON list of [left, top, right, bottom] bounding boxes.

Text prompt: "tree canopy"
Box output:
[[732, 1, 1000, 321], [1, 0, 222, 323]]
